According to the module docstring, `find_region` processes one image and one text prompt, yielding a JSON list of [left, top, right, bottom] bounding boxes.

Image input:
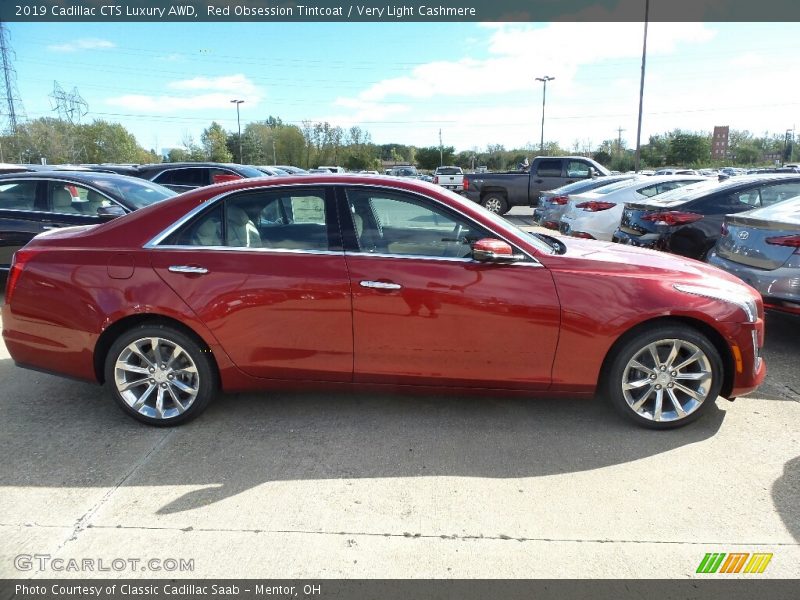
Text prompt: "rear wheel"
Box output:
[[604, 324, 723, 429], [481, 194, 508, 215], [104, 324, 218, 426]]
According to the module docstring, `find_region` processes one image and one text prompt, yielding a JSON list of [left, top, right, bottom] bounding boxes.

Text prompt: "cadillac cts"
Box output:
[[1, 175, 766, 429]]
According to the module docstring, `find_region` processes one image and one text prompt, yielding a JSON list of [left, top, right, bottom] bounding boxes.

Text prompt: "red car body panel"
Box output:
[[1, 175, 766, 401]]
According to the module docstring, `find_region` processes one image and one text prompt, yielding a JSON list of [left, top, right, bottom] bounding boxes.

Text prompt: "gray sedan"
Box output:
[[707, 196, 800, 315]]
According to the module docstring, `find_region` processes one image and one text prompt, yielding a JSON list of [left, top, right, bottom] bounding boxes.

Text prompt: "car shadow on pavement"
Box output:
[[0, 356, 726, 515], [773, 455, 800, 542]]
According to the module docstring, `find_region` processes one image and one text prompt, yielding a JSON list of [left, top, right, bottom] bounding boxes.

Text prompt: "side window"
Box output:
[[760, 182, 800, 207], [154, 168, 206, 187], [702, 190, 758, 214], [566, 161, 590, 178], [209, 168, 242, 185], [0, 181, 38, 210], [655, 181, 688, 195], [345, 189, 489, 258], [162, 189, 330, 250], [637, 183, 660, 198], [535, 159, 562, 178], [48, 182, 112, 216]]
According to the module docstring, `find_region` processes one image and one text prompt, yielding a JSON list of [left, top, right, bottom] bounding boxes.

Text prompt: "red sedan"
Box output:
[[1, 175, 766, 429]]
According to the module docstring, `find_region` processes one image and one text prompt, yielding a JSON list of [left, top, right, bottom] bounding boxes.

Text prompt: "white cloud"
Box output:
[[107, 74, 264, 112], [47, 38, 115, 53]]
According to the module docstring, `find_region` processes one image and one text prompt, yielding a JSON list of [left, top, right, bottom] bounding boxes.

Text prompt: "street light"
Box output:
[[535, 76, 555, 154], [230, 99, 244, 163]]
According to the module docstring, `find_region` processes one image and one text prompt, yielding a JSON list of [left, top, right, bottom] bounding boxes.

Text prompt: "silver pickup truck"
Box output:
[[433, 166, 464, 192]]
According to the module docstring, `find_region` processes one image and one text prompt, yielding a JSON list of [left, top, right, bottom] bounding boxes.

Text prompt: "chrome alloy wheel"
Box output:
[[621, 338, 713, 423], [483, 197, 503, 213], [114, 337, 200, 420]]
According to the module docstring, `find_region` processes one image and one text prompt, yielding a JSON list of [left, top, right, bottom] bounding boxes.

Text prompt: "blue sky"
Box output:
[[6, 21, 800, 155]]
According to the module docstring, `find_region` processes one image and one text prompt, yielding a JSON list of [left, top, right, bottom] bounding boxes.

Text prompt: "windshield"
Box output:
[[91, 177, 176, 209]]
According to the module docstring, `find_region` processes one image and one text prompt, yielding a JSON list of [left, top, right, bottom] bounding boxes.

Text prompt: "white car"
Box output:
[[558, 175, 708, 241]]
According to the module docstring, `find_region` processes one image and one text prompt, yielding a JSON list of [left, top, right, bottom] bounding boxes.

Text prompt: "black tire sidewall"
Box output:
[[604, 324, 723, 430], [104, 324, 217, 426]]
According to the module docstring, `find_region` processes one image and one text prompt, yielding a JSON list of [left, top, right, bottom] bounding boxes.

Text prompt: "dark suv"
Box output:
[[134, 163, 265, 193]]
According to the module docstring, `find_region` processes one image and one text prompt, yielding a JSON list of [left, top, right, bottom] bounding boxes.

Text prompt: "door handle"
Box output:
[[169, 265, 209, 274], [360, 280, 401, 290]]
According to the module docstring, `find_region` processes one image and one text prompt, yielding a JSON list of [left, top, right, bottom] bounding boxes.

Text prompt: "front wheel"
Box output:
[[104, 324, 218, 426], [481, 194, 508, 215], [604, 325, 723, 429]]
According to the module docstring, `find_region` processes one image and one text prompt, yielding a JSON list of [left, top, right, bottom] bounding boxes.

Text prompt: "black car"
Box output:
[[612, 174, 800, 260], [134, 162, 265, 193], [0, 171, 175, 269]]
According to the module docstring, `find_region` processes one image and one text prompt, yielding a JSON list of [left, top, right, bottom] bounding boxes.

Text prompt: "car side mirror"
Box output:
[[472, 238, 524, 263], [588, 167, 596, 178], [97, 205, 126, 219]]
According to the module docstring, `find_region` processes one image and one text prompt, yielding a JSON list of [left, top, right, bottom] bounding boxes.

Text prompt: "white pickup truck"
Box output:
[[433, 166, 464, 192]]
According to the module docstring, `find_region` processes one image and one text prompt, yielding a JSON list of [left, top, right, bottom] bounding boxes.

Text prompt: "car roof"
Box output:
[[0, 170, 147, 185]]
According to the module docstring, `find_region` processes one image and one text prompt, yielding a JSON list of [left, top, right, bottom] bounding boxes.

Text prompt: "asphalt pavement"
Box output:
[[0, 230, 798, 580]]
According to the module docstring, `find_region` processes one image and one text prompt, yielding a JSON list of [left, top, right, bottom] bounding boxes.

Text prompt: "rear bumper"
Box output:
[[707, 251, 800, 311], [611, 229, 661, 249]]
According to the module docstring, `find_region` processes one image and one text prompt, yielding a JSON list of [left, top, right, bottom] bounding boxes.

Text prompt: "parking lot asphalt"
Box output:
[[1, 234, 799, 580]]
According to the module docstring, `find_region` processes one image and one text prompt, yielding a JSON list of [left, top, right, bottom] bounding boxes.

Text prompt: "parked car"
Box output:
[[612, 174, 800, 260], [388, 166, 418, 177], [2, 175, 765, 429], [256, 166, 291, 176], [654, 168, 698, 175], [0, 171, 175, 269], [462, 156, 611, 215], [275, 165, 309, 175], [559, 175, 708, 241], [317, 166, 347, 173], [707, 195, 800, 316], [433, 166, 464, 192], [134, 162, 265, 192], [534, 174, 639, 229]]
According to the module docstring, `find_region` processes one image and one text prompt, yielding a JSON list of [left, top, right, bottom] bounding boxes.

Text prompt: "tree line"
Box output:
[[0, 117, 793, 171]]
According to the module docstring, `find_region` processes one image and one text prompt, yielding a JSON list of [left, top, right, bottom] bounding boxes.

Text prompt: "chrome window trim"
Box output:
[[143, 182, 543, 267], [149, 244, 345, 256]]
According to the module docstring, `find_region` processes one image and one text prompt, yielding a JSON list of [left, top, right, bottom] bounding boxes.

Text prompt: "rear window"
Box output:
[[92, 178, 176, 209], [436, 167, 462, 175]]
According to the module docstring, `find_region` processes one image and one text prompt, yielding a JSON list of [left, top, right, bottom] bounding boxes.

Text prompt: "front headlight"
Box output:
[[673, 283, 758, 323]]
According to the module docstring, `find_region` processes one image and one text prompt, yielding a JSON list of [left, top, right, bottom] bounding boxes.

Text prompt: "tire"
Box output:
[[481, 194, 508, 215], [104, 324, 218, 426], [603, 324, 723, 429]]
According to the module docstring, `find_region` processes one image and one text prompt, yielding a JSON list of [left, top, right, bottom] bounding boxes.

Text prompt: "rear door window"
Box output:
[[535, 160, 563, 177], [154, 168, 207, 188], [759, 181, 800, 206], [0, 181, 38, 210]]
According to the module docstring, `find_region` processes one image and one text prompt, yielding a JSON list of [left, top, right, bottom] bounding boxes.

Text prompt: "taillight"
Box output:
[[766, 235, 800, 253], [571, 231, 595, 239], [551, 195, 568, 205], [576, 201, 615, 212], [5, 248, 42, 305], [463, 178, 469, 191], [641, 211, 703, 226], [543, 220, 560, 230], [433, 176, 439, 184], [212, 173, 242, 184]]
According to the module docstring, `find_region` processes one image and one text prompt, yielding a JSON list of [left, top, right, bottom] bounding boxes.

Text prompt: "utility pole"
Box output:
[[536, 76, 555, 154], [272, 139, 277, 165], [0, 23, 25, 134], [439, 128, 443, 166], [230, 99, 244, 163], [617, 126, 626, 156], [634, 0, 650, 173]]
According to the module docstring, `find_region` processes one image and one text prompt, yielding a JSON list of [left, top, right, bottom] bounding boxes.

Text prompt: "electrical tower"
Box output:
[[0, 22, 26, 134], [49, 81, 89, 124]]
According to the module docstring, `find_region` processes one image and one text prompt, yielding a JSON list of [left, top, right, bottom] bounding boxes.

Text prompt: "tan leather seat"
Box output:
[[226, 206, 262, 248], [52, 188, 79, 214]]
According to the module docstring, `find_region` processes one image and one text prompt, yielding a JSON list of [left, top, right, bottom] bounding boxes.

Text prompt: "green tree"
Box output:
[[415, 145, 455, 169], [201, 122, 233, 162], [665, 131, 710, 166]]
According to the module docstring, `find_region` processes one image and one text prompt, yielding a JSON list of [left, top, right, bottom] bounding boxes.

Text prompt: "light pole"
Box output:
[[535, 76, 554, 154], [634, 0, 650, 173], [230, 99, 244, 163]]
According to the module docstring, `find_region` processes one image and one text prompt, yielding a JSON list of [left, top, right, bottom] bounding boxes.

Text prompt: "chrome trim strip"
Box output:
[[143, 182, 544, 267], [151, 244, 344, 256], [343, 251, 543, 266]]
